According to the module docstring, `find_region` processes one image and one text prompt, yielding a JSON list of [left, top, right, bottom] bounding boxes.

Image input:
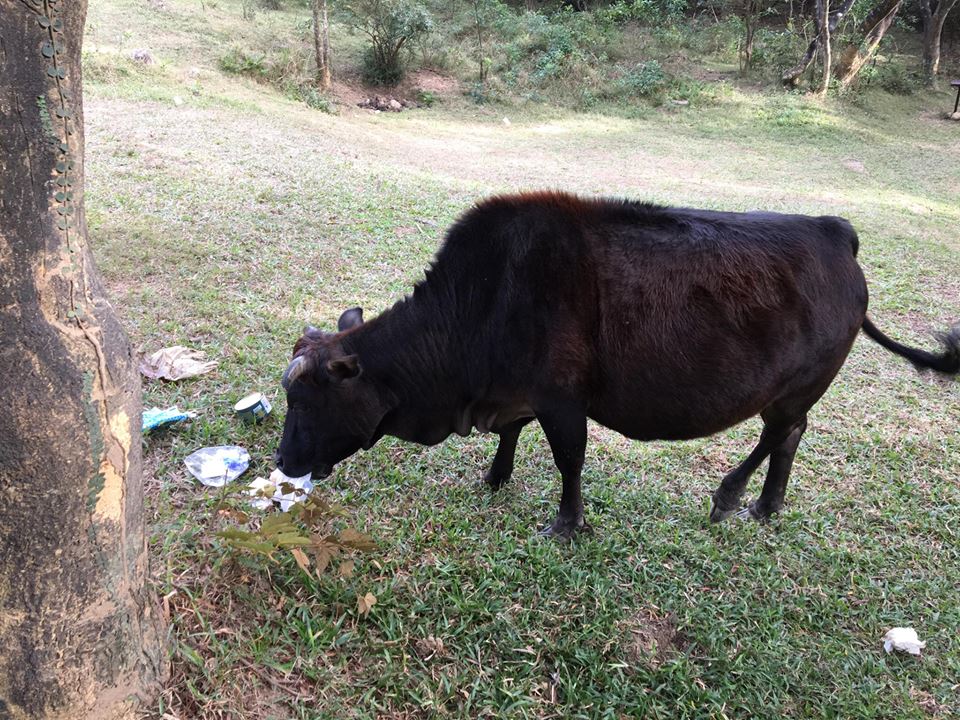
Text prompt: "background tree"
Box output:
[[818, 0, 832, 94], [833, 0, 905, 90], [313, 0, 333, 89], [738, 0, 762, 71], [920, 0, 960, 86], [342, 0, 434, 85], [0, 1, 167, 718], [781, 0, 855, 86]]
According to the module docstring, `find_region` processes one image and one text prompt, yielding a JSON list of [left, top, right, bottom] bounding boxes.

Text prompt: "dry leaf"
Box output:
[[314, 544, 334, 574], [339, 560, 355, 578], [290, 547, 311, 577], [358, 592, 377, 616]]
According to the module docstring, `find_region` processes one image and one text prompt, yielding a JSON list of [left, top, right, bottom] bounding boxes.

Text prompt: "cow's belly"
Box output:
[[588, 381, 772, 441], [586, 332, 855, 440]]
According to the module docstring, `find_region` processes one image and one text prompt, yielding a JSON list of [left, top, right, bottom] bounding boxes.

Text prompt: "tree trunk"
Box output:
[[834, 0, 904, 90], [0, 2, 167, 718], [818, 0, 832, 94], [312, 0, 332, 90], [921, 0, 959, 86], [782, 0, 856, 86], [740, 0, 758, 71]]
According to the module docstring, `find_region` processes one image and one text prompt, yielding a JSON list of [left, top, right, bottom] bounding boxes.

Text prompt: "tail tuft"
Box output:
[[862, 317, 960, 375], [933, 325, 960, 374]]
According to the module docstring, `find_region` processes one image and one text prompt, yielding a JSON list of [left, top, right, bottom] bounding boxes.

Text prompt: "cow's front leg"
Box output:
[[484, 418, 533, 490], [535, 398, 588, 539]]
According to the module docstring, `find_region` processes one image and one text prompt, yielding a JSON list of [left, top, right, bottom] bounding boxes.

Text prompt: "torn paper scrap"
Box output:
[[269, 468, 313, 512], [139, 346, 218, 381], [247, 477, 276, 510], [883, 627, 925, 656]]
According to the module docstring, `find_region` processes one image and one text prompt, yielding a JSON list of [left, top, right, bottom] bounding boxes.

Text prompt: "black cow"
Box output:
[[277, 192, 959, 537]]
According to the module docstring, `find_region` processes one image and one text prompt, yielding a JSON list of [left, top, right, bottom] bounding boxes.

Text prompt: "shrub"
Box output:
[[599, 0, 689, 25], [218, 48, 268, 78], [497, 7, 617, 89], [416, 88, 438, 106], [618, 59, 667, 97], [748, 28, 805, 78], [341, 0, 434, 85], [873, 60, 916, 95]]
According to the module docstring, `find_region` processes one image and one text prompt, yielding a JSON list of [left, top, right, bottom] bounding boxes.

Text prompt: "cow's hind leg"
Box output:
[[709, 418, 804, 523], [737, 415, 808, 521], [484, 418, 533, 490]]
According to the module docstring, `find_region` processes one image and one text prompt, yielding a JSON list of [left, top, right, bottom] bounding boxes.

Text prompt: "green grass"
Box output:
[[82, 0, 960, 718]]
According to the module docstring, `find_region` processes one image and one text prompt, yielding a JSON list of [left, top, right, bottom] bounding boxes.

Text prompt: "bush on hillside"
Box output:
[[341, 0, 435, 85]]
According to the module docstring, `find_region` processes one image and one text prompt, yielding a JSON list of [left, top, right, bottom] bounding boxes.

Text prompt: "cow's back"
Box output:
[[584, 205, 867, 439], [434, 194, 867, 441]]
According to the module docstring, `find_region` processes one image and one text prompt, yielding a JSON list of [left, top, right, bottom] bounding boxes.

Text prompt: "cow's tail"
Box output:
[[862, 317, 960, 375]]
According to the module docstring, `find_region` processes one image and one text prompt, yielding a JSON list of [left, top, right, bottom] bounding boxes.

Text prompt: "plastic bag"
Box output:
[[184, 446, 250, 487]]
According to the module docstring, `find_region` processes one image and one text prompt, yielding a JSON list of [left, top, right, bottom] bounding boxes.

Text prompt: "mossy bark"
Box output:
[[0, 1, 167, 718]]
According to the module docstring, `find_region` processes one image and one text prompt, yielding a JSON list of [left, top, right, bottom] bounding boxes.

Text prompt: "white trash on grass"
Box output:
[[247, 468, 313, 512], [139, 345, 217, 381], [882, 627, 926, 656]]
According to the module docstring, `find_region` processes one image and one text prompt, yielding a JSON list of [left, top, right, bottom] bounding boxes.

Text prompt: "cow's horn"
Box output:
[[281, 354, 311, 389]]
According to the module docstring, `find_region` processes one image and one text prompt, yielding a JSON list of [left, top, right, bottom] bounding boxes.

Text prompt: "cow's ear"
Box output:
[[282, 354, 313, 389], [338, 307, 364, 332], [327, 354, 361, 381]]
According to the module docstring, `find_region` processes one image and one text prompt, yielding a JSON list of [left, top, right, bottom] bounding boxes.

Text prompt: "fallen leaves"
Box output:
[[357, 592, 377, 616]]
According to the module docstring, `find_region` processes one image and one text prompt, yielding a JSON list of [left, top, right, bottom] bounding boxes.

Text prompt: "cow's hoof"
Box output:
[[737, 501, 780, 522], [539, 515, 590, 540], [483, 470, 509, 491], [709, 502, 738, 523]]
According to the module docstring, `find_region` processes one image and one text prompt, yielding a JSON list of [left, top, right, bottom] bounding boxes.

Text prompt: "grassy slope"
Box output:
[[83, 1, 960, 718]]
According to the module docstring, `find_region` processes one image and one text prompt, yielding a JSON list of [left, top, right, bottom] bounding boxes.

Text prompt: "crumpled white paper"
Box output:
[[247, 469, 313, 512], [139, 346, 218, 381], [882, 627, 925, 656]]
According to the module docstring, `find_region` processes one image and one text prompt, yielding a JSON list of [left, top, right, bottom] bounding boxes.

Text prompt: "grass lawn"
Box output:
[[83, 1, 960, 717]]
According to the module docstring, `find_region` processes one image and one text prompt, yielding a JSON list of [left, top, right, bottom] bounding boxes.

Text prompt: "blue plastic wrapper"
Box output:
[[143, 406, 195, 433]]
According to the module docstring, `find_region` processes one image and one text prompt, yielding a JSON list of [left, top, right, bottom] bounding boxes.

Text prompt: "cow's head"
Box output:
[[275, 307, 389, 478]]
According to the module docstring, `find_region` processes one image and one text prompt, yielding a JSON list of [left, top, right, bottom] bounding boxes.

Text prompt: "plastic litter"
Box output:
[[247, 469, 313, 511], [139, 346, 218, 381], [184, 446, 250, 487], [883, 627, 925, 656], [142, 406, 195, 433]]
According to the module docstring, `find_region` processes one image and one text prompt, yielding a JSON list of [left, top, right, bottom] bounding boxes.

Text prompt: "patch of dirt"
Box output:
[[620, 608, 685, 669], [411, 635, 445, 661], [842, 158, 866, 173], [329, 70, 460, 114], [402, 69, 460, 96], [909, 687, 949, 717]]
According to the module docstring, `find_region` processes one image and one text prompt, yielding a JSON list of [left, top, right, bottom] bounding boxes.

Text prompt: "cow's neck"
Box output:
[[343, 291, 472, 445]]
